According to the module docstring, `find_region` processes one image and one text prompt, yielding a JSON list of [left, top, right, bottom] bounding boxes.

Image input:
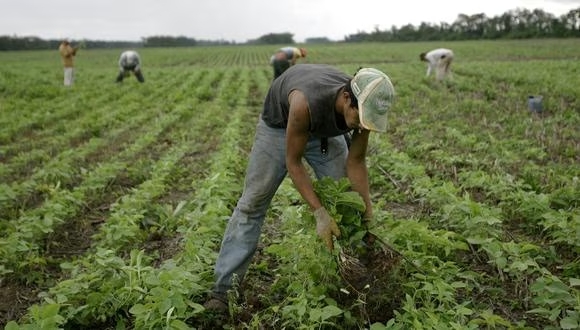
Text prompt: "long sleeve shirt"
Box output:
[[59, 42, 77, 68]]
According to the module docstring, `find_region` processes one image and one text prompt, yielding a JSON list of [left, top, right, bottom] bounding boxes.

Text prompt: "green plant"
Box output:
[[313, 177, 366, 246]]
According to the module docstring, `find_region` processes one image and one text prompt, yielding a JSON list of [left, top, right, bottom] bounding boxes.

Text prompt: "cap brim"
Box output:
[[358, 82, 392, 133], [359, 101, 388, 132], [352, 68, 394, 133]]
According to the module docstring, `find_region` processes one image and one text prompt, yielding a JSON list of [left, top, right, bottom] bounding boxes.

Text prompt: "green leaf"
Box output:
[[466, 236, 492, 245], [370, 323, 388, 330], [560, 317, 579, 329], [170, 319, 192, 330], [129, 304, 148, 315], [40, 304, 60, 319], [336, 191, 365, 211], [310, 305, 343, 322], [549, 308, 561, 321], [4, 321, 21, 330], [319, 305, 343, 321], [527, 307, 550, 315]]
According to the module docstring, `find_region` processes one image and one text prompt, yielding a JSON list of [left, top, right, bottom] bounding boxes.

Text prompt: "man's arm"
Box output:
[[289, 48, 301, 65], [346, 129, 373, 219], [426, 59, 435, 76], [286, 90, 341, 250], [424, 53, 434, 76], [285, 90, 323, 211]]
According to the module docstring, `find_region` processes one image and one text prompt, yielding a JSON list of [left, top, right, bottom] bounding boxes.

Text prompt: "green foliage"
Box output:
[[251, 32, 295, 45], [528, 275, 580, 329], [143, 35, 197, 47], [5, 304, 64, 330], [2, 41, 580, 329], [313, 177, 366, 244]]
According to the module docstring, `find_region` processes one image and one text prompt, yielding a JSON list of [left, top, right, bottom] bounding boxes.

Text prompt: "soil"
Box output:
[[337, 234, 405, 324]]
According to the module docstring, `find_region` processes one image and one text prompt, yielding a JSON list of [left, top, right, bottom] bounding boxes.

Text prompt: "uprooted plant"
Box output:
[[312, 177, 403, 291]]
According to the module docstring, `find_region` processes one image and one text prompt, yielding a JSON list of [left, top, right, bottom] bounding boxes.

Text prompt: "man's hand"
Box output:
[[314, 207, 341, 251]]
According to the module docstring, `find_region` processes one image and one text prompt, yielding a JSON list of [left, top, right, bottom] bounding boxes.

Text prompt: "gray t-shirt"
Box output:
[[261, 64, 351, 138]]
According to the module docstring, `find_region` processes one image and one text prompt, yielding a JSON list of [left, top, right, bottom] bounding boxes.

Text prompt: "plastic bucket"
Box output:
[[528, 95, 543, 113]]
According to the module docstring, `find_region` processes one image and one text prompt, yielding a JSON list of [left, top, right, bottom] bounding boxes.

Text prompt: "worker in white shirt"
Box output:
[[116, 50, 144, 83], [420, 48, 454, 81]]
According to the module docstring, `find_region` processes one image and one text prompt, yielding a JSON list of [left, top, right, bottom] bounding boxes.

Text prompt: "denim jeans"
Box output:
[[211, 118, 348, 299]]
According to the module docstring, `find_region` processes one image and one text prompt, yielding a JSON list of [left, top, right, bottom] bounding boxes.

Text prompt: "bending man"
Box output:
[[204, 64, 395, 312], [420, 48, 454, 81], [270, 46, 307, 79], [116, 50, 144, 83]]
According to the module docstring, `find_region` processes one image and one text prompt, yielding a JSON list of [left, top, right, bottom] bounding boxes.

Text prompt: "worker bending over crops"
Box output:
[[270, 46, 307, 79], [204, 64, 395, 312], [420, 48, 454, 81], [116, 50, 144, 83]]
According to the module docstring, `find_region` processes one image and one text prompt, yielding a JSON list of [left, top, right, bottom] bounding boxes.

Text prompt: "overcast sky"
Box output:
[[2, 0, 579, 42]]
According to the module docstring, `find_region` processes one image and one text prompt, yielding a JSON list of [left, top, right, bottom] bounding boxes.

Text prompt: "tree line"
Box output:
[[0, 35, 235, 51], [345, 7, 580, 42], [1, 7, 579, 51]]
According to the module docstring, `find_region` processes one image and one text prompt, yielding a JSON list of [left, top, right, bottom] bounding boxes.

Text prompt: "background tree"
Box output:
[[1, 7, 579, 50], [250, 32, 295, 45]]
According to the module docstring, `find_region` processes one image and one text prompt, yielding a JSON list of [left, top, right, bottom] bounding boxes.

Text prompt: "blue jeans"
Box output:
[[212, 118, 348, 299]]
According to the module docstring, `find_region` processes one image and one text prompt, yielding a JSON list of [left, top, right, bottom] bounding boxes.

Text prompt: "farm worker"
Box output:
[[116, 50, 144, 83], [204, 64, 395, 312], [270, 46, 307, 79], [419, 48, 454, 81], [58, 40, 79, 86]]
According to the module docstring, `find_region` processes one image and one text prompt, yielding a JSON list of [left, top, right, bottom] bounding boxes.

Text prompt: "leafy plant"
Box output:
[[313, 176, 366, 246]]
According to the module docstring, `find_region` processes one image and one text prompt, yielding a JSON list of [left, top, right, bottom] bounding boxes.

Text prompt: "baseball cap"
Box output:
[[350, 68, 395, 133]]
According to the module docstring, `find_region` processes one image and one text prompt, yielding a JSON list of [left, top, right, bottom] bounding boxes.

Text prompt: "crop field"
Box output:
[[0, 39, 579, 329]]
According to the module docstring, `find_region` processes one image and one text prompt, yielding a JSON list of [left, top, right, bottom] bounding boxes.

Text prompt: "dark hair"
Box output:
[[344, 79, 358, 108], [344, 66, 363, 108], [419, 52, 427, 61]]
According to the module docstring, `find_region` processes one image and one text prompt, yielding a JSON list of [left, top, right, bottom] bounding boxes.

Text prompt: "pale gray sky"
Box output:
[[2, 0, 579, 42]]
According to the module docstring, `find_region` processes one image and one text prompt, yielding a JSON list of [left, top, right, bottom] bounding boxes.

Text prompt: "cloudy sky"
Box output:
[[2, 0, 579, 42]]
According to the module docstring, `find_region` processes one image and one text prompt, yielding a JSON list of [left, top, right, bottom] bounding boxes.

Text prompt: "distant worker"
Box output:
[[58, 40, 79, 86], [116, 50, 144, 83], [270, 46, 307, 79], [419, 48, 454, 81]]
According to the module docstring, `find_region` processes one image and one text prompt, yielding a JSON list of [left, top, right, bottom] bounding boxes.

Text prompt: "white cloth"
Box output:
[[424, 48, 454, 80], [63, 67, 74, 86], [119, 50, 141, 70]]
